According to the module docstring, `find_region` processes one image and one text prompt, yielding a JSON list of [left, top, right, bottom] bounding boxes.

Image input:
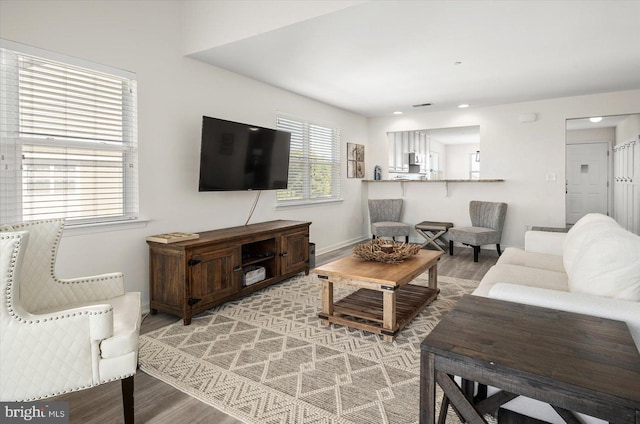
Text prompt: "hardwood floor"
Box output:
[[53, 244, 497, 424]]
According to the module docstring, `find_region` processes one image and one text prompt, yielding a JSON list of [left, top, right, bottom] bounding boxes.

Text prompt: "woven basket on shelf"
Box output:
[[353, 239, 422, 263]]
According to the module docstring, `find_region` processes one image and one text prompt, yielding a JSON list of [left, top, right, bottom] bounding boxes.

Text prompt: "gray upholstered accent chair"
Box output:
[[368, 199, 411, 243], [448, 200, 508, 262]]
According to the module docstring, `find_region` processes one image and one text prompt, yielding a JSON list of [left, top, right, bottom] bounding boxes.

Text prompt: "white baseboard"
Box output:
[[315, 236, 369, 256]]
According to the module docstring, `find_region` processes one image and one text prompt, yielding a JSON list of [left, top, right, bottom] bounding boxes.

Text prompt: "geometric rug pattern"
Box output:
[[139, 272, 479, 424]]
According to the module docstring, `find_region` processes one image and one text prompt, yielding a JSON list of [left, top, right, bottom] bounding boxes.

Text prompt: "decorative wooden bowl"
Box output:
[[353, 239, 422, 263]]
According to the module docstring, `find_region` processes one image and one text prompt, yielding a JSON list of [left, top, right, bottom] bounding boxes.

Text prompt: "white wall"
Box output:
[[367, 90, 640, 249], [616, 114, 640, 146], [566, 127, 615, 144], [445, 143, 480, 179], [0, 0, 369, 310]]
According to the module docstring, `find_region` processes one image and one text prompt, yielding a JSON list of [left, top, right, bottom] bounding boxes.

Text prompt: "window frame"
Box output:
[[0, 39, 139, 227], [276, 113, 342, 207]]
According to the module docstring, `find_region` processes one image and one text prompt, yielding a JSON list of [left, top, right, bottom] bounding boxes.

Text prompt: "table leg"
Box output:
[[429, 263, 438, 292], [420, 351, 436, 424], [320, 278, 333, 326], [382, 290, 396, 342]]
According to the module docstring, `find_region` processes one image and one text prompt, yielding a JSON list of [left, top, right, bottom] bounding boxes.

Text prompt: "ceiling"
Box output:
[[189, 1, 640, 118]]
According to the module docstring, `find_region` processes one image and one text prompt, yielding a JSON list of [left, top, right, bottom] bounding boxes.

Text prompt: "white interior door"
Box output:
[[566, 142, 609, 224]]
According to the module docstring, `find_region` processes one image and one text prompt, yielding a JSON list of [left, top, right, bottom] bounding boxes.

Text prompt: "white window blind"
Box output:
[[0, 41, 138, 225], [276, 114, 341, 204]]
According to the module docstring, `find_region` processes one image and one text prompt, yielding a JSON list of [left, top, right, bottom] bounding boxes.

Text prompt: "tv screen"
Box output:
[[198, 116, 291, 191]]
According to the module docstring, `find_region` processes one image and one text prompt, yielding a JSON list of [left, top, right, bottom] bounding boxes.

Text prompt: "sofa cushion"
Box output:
[[489, 283, 640, 349], [498, 247, 565, 273], [562, 213, 618, 273], [567, 227, 640, 301], [472, 264, 568, 297]]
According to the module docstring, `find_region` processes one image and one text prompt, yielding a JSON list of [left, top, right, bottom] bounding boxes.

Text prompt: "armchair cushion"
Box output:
[[447, 226, 500, 246], [98, 292, 141, 359], [371, 221, 410, 237]]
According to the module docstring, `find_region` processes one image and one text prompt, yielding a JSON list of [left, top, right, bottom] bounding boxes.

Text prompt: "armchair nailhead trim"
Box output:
[[3, 233, 23, 320], [3, 223, 114, 324]]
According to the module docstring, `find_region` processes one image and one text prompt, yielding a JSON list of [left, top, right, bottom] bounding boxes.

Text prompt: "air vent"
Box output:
[[412, 103, 432, 108]]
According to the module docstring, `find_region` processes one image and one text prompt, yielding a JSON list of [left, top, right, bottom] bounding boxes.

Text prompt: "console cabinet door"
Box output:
[[189, 246, 241, 307], [280, 230, 309, 274]]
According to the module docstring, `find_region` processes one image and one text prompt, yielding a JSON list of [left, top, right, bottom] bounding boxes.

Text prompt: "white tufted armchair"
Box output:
[[0, 219, 141, 423]]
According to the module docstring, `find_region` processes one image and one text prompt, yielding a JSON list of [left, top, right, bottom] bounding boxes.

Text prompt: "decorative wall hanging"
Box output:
[[347, 143, 364, 178]]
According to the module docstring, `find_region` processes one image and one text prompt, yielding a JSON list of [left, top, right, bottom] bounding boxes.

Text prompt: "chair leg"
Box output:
[[122, 375, 134, 424], [405, 236, 409, 243], [449, 240, 454, 256], [372, 235, 376, 240], [473, 246, 480, 262], [496, 244, 502, 256]]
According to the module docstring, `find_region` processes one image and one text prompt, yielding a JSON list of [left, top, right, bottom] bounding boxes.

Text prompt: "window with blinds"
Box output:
[[276, 114, 341, 204], [0, 41, 138, 225]]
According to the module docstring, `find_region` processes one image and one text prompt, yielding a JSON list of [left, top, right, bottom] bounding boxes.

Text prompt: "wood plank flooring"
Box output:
[[52, 244, 497, 424]]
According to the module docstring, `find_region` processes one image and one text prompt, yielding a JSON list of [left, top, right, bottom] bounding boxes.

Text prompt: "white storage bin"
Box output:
[[243, 266, 266, 286]]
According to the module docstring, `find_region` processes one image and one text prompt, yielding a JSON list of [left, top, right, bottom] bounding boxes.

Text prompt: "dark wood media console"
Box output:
[[147, 220, 311, 325]]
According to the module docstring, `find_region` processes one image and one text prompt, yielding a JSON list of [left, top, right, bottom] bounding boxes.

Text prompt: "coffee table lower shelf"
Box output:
[[319, 284, 438, 339]]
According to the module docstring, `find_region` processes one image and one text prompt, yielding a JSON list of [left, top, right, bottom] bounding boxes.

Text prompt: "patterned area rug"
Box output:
[[139, 272, 479, 424]]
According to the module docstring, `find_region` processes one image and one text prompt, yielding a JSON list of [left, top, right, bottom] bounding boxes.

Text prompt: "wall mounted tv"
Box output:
[[198, 116, 291, 191]]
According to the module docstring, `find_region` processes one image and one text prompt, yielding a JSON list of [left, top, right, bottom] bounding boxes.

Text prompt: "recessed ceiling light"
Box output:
[[393, 111, 403, 115], [589, 117, 603, 123], [458, 104, 469, 108]]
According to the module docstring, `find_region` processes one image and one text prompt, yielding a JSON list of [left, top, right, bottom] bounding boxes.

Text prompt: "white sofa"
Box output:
[[471, 213, 640, 424]]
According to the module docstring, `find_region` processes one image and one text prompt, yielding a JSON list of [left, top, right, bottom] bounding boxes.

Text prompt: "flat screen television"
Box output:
[[198, 116, 291, 191]]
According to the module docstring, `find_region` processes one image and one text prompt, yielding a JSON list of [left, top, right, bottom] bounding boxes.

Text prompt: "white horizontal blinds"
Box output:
[[276, 116, 306, 201], [276, 114, 341, 204], [21, 145, 126, 221], [18, 55, 132, 143], [0, 42, 138, 225], [308, 123, 340, 199]]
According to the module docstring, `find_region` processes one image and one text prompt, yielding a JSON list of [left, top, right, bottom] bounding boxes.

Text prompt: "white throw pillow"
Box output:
[[567, 226, 640, 301], [563, 214, 618, 273]]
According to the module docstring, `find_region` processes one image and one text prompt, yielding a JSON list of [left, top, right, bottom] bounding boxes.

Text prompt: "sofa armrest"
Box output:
[[488, 283, 640, 350], [524, 231, 566, 256]]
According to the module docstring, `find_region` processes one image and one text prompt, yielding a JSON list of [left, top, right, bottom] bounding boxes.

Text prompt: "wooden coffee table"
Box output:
[[312, 249, 442, 342], [420, 295, 640, 424]]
